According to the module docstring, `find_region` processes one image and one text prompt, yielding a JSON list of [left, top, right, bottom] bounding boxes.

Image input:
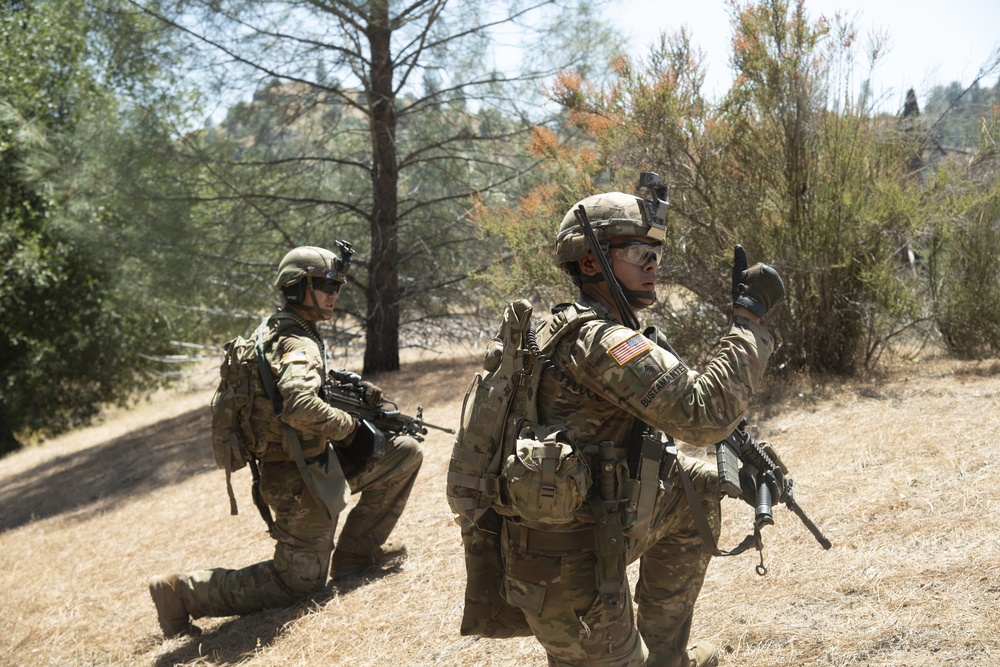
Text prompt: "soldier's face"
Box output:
[[608, 234, 660, 304], [302, 281, 340, 321]]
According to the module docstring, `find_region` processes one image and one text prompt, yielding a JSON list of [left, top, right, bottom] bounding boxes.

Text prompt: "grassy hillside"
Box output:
[[1, 353, 998, 666]]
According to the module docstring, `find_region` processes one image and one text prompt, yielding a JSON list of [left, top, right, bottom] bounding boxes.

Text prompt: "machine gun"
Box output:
[[322, 369, 454, 444], [716, 418, 832, 573]]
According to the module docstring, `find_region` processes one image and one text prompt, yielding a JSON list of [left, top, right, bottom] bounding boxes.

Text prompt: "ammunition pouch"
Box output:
[[621, 435, 675, 539]]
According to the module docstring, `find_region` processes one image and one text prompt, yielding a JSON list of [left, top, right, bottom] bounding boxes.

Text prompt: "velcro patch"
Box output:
[[608, 333, 651, 366], [640, 362, 689, 407], [281, 351, 309, 364]]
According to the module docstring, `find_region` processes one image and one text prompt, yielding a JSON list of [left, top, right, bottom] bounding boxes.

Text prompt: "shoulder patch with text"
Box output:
[[608, 333, 652, 366], [281, 350, 309, 364], [640, 362, 689, 407]]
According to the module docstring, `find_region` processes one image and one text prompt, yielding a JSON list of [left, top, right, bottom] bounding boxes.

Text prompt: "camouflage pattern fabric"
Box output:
[[173, 435, 421, 619], [250, 310, 356, 458], [502, 299, 772, 666], [166, 309, 422, 620]]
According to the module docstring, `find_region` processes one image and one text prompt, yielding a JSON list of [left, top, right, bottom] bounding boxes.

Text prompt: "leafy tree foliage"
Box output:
[[477, 0, 968, 375], [0, 0, 192, 455], [924, 120, 1000, 358], [133, 0, 618, 373]]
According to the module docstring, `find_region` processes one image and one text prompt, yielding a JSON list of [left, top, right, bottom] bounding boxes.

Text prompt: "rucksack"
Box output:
[[447, 299, 595, 638], [210, 318, 272, 516], [447, 300, 597, 521], [446, 299, 534, 522]]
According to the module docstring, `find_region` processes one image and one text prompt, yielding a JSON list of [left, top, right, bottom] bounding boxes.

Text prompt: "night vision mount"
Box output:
[[637, 172, 669, 241], [333, 239, 354, 277]]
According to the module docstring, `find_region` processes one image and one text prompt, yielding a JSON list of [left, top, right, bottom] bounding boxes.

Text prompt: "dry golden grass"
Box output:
[[1, 353, 999, 666]]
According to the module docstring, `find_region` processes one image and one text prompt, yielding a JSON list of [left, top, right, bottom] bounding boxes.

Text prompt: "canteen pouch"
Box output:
[[502, 424, 592, 525]]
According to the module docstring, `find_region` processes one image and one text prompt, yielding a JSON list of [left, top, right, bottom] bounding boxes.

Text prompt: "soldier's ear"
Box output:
[[579, 253, 599, 276]]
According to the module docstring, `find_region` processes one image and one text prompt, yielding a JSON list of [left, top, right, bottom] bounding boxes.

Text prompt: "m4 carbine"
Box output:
[[716, 418, 832, 573]]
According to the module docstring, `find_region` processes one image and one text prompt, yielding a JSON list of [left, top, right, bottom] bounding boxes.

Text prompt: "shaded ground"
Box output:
[[1, 354, 998, 666]]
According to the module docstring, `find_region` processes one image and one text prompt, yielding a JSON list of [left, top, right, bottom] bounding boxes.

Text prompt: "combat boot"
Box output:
[[687, 641, 719, 667], [330, 540, 407, 580], [149, 574, 202, 638]]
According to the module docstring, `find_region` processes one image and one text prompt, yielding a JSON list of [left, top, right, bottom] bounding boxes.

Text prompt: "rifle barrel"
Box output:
[[786, 499, 833, 550]]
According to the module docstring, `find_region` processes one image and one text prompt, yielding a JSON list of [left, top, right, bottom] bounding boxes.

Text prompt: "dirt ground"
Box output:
[[1, 352, 998, 666]]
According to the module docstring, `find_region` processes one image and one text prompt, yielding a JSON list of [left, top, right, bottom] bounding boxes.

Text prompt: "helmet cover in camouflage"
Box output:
[[274, 245, 350, 290], [554, 192, 665, 270]]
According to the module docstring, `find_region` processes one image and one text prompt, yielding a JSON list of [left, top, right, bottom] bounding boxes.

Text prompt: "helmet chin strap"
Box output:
[[292, 277, 331, 321], [584, 272, 656, 310], [623, 286, 657, 308]]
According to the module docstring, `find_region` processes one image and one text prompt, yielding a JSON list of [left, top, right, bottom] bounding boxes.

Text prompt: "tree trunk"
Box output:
[[363, 2, 401, 374], [0, 409, 23, 458]]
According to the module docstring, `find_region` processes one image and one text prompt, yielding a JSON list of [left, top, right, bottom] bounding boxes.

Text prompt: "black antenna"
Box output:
[[574, 205, 641, 331]]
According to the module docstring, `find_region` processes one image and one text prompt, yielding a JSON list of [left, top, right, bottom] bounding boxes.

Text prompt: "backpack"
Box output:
[[446, 299, 595, 638], [446, 299, 534, 522], [447, 300, 597, 521], [210, 318, 272, 516]]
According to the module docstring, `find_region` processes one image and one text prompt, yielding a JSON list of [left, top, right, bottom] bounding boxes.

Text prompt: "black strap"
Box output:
[[254, 317, 284, 417], [673, 449, 760, 561], [245, 316, 281, 531], [247, 456, 275, 537]]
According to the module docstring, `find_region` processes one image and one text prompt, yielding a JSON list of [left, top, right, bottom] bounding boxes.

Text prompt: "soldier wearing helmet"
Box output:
[[149, 242, 423, 639], [490, 179, 784, 666]]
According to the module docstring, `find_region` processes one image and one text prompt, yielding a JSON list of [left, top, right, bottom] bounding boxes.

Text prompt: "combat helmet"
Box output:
[[554, 191, 666, 272], [274, 241, 354, 302]]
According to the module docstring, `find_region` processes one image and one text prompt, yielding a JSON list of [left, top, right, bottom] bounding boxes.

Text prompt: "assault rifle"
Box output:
[[322, 369, 454, 444], [716, 418, 832, 573]]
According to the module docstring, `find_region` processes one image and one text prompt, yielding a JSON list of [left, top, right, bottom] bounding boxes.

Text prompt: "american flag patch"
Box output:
[[281, 350, 309, 364], [608, 334, 651, 366]]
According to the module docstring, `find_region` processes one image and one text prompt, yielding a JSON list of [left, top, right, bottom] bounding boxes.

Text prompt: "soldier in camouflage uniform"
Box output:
[[501, 192, 784, 666], [149, 245, 423, 638]]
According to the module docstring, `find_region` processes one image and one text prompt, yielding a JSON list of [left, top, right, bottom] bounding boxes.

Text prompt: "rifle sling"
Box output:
[[247, 456, 275, 536], [250, 315, 349, 526], [674, 452, 759, 558]]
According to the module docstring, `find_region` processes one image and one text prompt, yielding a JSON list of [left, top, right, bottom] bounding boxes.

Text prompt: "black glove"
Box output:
[[731, 245, 785, 318], [358, 380, 383, 406]]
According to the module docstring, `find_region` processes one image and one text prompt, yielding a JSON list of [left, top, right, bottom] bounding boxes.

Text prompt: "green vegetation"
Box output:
[[2, 0, 999, 454], [475, 0, 1000, 374], [0, 0, 193, 454]]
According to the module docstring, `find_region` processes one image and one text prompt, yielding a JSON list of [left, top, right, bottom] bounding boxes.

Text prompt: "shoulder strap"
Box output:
[[254, 317, 284, 417]]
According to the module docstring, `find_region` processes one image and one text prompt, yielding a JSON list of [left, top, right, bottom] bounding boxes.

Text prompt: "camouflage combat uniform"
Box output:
[[500, 300, 773, 667], [169, 310, 422, 619]]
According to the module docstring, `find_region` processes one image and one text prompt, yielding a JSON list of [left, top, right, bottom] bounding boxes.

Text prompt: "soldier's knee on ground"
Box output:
[[274, 545, 331, 597]]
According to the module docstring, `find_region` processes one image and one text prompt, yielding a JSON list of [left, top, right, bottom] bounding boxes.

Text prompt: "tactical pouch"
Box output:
[[621, 434, 672, 539], [501, 424, 592, 525]]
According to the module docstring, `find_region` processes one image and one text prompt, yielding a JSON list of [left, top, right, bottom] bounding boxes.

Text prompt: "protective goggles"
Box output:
[[608, 240, 663, 266], [312, 278, 343, 296]]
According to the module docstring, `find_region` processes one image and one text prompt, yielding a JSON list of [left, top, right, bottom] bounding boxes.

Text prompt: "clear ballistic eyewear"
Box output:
[[608, 240, 663, 266]]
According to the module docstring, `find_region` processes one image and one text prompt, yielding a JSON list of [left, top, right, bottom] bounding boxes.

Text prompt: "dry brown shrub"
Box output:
[[1, 353, 998, 666]]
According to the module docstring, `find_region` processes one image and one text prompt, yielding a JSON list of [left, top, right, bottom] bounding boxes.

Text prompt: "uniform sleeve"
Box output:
[[570, 315, 774, 447], [268, 331, 356, 442]]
